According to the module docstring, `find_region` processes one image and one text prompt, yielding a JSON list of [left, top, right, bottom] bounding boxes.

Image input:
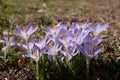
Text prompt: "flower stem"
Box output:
[[86, 58, 90, 79], [55, 55, 61, 73], [4, 50, 7, 59], [4, 46, 9, 66], [36, 61, 39, 80], [65, 47, 71, 69]]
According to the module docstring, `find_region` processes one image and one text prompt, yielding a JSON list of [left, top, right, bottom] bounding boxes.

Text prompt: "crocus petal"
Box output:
[[23, 46, 40, 62], [84, 42, 93, 53], [35, 43, 42, 49], [67, 54, 72, 61], [93, 23, 109, 36], [14, 25, 37, 41], [101, 23, 109, 31], [57, 45, 62, 51], [60, 56, 64, 63], [26, 25, 32, 32], [84, 34, 103, 45], [4, 34, 8, 42], [9, 42, 16, 47], [93, 23, 101, 36], [81, 23, 89, 29], [23, 52, 36, 60], [60, 50, 66, 56], [68, 46, 77, 56], [0, 40, 4, 43], [14, 26, 26, 38], [44, 28, 54, 35], [56, 22, 62, 28], [59, 39, 66, 46], [47, 51, 58, 56], [94, 23, 100, 32], [48, 55, 56, 62], [86, 55, 94, 59], [28, 42, 34, 50], [59, 27, 67, 35], [77, 44, 88, 56], [93, 46, 103, 55], [21, 44, 28, 49], [84, 34, 92, 43], [72, 22, 80, 30], [87, 26, 93, 32], [26, 26, 38, 35], [77, 29, 89, 44], [77, 44, 94, 59], [95, 38, 103, 44], [40, 47, 47, 55], [46, 42, 60, 56], [35, 38, 47, 49]]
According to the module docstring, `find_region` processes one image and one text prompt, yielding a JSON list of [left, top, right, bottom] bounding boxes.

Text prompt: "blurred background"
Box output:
[[0, 0, 119, 24]]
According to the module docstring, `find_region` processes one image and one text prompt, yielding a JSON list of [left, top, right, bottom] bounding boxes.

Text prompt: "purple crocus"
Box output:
[[71, 22, 91, 32], [77, 41, 103, 59], [77, 32, 103, 59], [45, 23, 67, 42], [14, 25, 38, 41], [59, 33, 73, 48], [72, 28, 90, 45], [34, 36, 50, 50], [17, 41, 34, 52], [92, 23, 109, 36], [59, 32, 79, 60], [0, 34, 16, 50], [84, 34, 103, 45], [46, 41, 62, 56], [23, 47, 41, 62], [60, 45, 78, 61]]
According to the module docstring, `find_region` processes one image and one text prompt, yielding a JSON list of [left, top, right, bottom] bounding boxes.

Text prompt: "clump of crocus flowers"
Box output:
[[0, 22, 109, 80]]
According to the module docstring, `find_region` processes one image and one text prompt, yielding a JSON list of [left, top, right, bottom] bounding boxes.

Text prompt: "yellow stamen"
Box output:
[[72, 41, 76, 44], [34, 50, 39, 58], [52, 23, 56, 31], [61, 34, 66, 39], [23, 27, 26, 33], [79, 22, 83, 26], [48, 44, 53, 49], [73, 33, 78, 37], [9, 36, 13, 42]]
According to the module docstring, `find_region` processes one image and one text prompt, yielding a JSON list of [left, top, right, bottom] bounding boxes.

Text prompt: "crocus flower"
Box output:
[[46, 41, 62, 56], [45, 23, 67, 42], [14, 25, 38, 41], [48, 55, 57, 62], [34, 36, 50, 50], [23, 47, 41, 62], [92, 23, 109, 36], [0, 34, 16, 51], [77, 32, 103, 59], [59, 33, 73, 48], [60, 45, 78, 61], [84, 34, 103, 45], [71, 22, 91, 32], [59, 32, 79, 60], [72, 28, 90, 45], [77, 42, 102, 59], [17, 41, 34, 53]]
